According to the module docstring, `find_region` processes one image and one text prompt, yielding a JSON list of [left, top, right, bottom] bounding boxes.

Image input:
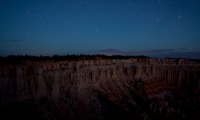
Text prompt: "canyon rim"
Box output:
[[0, 56, 200, 120]]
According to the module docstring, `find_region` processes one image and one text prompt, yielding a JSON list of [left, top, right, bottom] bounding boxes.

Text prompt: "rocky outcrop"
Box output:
[[0, 58, 200, 119]]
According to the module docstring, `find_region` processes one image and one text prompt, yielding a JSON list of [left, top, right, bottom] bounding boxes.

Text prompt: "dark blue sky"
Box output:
[[0, 0, 200, 58]]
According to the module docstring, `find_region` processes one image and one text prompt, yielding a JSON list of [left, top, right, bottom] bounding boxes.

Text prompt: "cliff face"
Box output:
[[0, 58, 200, 119]]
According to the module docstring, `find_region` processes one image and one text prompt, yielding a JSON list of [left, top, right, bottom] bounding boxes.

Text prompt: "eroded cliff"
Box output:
[[0, 58, 200, 119]]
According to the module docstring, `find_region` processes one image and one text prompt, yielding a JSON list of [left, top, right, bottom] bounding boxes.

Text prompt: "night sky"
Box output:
[[0, 0, 200, 58]]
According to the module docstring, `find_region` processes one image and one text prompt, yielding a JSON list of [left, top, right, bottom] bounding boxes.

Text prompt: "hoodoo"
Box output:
[[0, 57, 200, 119]]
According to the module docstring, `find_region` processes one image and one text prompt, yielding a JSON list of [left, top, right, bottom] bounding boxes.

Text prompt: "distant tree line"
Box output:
[[0, 54, 150, 64]]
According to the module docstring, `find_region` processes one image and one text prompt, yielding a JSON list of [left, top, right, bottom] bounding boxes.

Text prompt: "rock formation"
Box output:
[[0, 58, 200, 119]]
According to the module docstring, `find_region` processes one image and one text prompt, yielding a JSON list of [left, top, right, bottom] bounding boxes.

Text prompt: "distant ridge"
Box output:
[[0, 54, 150, 64]]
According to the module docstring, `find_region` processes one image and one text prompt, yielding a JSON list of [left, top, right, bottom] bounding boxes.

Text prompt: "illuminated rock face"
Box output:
[[0, 58, 200, 119]]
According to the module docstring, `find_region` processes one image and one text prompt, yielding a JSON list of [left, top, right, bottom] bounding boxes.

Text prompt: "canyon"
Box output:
[[0, 57, 200, 120]]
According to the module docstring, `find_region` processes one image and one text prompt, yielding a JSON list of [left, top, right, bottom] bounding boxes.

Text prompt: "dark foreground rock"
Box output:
[[0, 57, 200, 119]]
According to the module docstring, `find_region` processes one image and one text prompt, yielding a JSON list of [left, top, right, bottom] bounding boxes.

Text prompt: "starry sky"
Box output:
[[0, 0, 200, 58]]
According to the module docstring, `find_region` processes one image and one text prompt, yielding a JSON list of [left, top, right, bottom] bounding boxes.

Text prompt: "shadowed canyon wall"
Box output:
[[0, 58, 200, 119]]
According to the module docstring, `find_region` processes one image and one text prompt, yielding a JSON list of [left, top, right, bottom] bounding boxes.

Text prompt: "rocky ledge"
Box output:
[[0, 57, 200, 120]]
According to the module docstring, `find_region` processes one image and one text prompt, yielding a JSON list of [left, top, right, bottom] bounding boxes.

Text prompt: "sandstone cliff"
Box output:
[[0, 58, 200, 119]]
